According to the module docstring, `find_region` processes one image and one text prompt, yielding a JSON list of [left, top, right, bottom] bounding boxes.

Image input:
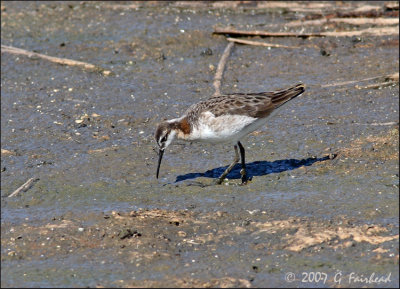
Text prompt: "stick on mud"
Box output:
[[321, 73, 399, 88], [8, 178, 39, 198], [214, 27, 325, 38], [227, 37, 301, 49], [214, 26, 398, 38], [213, 42, 234, 96], [1, 45, 111, 75]]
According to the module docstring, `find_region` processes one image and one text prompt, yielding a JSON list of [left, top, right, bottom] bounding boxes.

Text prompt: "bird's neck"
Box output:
[[168, 116, 191, 139]]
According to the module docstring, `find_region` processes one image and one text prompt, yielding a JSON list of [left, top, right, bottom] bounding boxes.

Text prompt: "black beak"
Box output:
[[156, 149, 164, 179]]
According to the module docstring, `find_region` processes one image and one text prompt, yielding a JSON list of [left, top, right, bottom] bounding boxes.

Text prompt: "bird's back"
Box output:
[[186, 83, 305, 122]]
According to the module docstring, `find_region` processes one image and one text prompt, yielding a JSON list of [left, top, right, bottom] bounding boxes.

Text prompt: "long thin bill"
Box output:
[[156, 149, 164, 179]]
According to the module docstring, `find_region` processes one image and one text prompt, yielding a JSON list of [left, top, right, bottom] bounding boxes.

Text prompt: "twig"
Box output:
[[8, 178, 39, 198], [301, 3, 398, 20], [286, 17, 399, 27], [213, 42, 234, 96], [214, 27, 325, 38], [321, 76, 381, 88], [385, 72, 399, 82], [102, 3, 140, 10], [321, 26, 398, 37], [1, 45, 112, 75], [356, 81, 398, 90], [226, 37, 301, 49], [321, 73, 399, 88], [352, 122, 398, 126], [214, 26, 398, 38], [1, 149, 16, 156]]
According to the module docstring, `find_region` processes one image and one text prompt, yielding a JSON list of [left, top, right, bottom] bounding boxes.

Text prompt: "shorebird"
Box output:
[[155, 83, 305, 184]]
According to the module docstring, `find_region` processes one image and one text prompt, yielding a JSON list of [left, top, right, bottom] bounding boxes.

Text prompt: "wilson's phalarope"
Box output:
[[155, 83, 305, 184]]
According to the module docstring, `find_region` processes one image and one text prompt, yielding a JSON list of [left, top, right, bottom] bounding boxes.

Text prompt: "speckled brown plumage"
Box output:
[[185, 84, 305, 126]]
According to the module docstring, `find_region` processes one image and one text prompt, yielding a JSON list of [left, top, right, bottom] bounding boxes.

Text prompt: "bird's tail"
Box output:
[[270, 83, 305, 108]]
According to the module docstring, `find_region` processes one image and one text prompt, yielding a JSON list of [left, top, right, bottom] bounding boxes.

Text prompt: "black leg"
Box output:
[[237, 141, 248, 184], [216, 145, 239, 184]]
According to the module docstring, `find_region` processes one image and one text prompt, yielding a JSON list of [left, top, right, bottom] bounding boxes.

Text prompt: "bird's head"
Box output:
[[154, 121, 177, 179]]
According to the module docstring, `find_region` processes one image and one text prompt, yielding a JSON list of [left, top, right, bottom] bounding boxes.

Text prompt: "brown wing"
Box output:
[[207, 83, 305, 118], [206, 94, 272, 118]]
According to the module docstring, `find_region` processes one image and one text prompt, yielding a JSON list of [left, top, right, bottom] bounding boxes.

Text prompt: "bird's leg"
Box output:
[[216, 145, 239, 184], [237, 141, 248, 184]]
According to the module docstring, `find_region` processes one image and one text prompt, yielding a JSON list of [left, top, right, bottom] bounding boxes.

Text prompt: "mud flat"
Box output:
[[1, 1, 398, 287]]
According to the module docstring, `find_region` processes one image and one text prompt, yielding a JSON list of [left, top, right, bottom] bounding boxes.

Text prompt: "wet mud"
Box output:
[[1, 1, 399, 287]]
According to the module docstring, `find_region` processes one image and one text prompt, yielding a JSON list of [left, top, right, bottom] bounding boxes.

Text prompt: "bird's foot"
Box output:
[[240, 169, 248, 185]]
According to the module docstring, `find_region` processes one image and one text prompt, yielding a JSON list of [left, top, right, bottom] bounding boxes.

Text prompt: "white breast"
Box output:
[[188, 111, 266, 144]]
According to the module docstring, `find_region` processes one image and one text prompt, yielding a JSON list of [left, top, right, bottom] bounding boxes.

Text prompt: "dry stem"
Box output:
[[226, 37, 300, 49], [1, 45, 111, 75], [214, 26, 398, 38], [8, 178, 39, 198], [213, 42, 234, 96]]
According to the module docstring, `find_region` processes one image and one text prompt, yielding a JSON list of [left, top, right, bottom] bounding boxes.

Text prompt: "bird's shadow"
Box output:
[[175, 155, 331, 183]]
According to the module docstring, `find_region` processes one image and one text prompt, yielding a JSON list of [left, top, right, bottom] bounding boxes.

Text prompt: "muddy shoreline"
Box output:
[[1, 1, 399, 287]]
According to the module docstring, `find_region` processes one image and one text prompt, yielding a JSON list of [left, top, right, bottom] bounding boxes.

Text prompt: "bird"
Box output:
[[155, 83, 305, 184]]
